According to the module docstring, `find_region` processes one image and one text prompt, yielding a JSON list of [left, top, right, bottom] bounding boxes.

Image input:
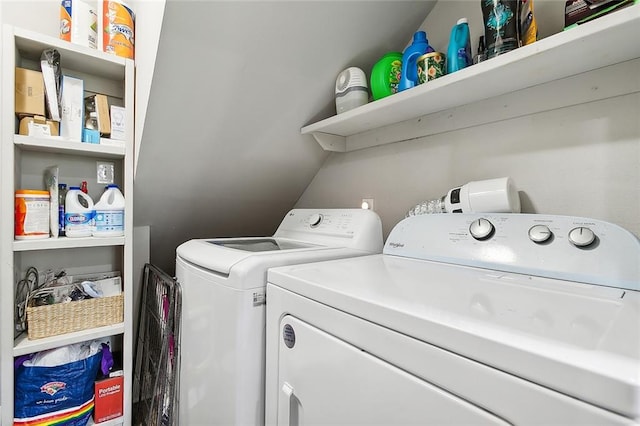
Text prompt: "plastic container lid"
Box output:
[[15, 190, 50, 197], [370, 52, 403, 101]]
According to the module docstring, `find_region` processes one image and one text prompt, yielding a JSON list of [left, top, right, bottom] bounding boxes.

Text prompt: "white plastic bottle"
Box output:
[[93, 184, 125, 237], [65, 187, 95, 237]]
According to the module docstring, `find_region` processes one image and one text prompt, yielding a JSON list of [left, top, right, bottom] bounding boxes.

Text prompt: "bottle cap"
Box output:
[[457, 17, 468, 25], [413, 31, 427, 43]]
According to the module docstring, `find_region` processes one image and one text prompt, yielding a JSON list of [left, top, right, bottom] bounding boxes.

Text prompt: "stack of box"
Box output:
[[15, 47, 124, 144], [15, 67, 59, 137]]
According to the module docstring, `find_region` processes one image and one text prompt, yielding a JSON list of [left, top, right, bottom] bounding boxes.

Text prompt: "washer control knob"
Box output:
[[568, 227, 596, 247], [469, 218, 494, 240], [309, 213, 323, 227], [528, 225, 552, 243]]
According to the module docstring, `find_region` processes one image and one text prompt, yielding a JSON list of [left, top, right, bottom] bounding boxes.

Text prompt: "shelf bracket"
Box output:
[[311, 132, 346, 152]]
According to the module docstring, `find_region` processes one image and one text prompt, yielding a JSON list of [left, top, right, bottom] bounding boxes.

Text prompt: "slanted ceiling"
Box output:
[[134, 0, 436, 272]]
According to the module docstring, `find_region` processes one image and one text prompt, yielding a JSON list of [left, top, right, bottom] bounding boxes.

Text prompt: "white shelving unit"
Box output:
[[302, 6, 640, 152], [1, 26, 134, 425]]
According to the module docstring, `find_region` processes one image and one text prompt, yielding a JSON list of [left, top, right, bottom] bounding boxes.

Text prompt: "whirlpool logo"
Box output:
[[387, 242, 404, 248]]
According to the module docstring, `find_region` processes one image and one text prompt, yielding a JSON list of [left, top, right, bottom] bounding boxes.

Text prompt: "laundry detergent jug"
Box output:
[[398, 31, 434, 92], [93, 184, 125, 237], [65, 187, 95, 238], [447, 18, 472, 74]]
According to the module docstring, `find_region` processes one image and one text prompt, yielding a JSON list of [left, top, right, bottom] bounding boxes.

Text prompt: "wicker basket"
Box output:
[[26, 293, 124, 340]]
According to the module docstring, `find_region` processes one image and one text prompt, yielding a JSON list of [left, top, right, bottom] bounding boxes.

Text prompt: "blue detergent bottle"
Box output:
[[447, 18, 472, 74], [398, 31, 434, 91]]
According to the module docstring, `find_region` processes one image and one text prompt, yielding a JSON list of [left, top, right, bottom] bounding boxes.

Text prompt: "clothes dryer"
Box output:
[[265, 214, 640, 425], [175, 209, 382, 425]]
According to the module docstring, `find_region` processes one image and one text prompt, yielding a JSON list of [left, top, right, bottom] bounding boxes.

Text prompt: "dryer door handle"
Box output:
[[279, 382, 300, 426]]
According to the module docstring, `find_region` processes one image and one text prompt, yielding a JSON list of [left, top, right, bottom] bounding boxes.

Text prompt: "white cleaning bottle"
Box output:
[[93, 184, 125, 237], [65, 187, 95, 237]]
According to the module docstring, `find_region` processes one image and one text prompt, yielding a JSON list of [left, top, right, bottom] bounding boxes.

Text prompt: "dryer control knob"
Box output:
[[309, 213, 323, 227], [568, 226, 596, 247], [469, 218, 494, 240], [528, 224, 552, 243]]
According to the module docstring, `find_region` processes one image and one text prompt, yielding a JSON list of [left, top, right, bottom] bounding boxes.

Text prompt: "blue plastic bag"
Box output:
[[14, 348, 103, 425]]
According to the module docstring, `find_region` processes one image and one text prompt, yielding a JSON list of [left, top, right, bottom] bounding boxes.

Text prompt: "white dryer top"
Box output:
[[267, 214, 640, 419]]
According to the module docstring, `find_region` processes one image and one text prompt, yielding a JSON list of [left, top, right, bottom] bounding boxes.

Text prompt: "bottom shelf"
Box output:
[[13, 323, 125, 356], [88, 416, 124, 425]]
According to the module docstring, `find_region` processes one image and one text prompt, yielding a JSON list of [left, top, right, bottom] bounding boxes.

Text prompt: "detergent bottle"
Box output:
[[65, 187, 95, 238], [93, 184, 125, 237], [447, 18, 472, 74], [398, 31, 434, 91]]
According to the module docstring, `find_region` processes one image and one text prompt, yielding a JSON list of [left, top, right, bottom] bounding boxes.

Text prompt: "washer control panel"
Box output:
[[384, 214, 640, 291], [274, 209, 383, 253]]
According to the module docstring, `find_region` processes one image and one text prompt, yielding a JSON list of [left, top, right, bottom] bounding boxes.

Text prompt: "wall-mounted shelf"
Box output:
[[302, 6, 640, 152]]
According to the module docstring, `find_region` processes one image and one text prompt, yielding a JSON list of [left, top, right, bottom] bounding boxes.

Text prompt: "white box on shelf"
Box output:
[[109, 106, 126, 141], [60, 75, 84, 141]]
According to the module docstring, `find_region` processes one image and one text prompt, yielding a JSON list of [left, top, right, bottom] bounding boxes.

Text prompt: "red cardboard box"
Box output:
[[93, 375, 123, 423]]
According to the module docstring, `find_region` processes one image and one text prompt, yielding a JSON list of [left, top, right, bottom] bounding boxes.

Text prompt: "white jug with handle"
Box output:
[[65, 187, 95, 238]]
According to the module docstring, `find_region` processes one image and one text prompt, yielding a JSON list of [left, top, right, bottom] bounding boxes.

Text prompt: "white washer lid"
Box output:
[[176, 208, 383, 276], [268, 254, 640, 418], [176, 237, 322, 275]]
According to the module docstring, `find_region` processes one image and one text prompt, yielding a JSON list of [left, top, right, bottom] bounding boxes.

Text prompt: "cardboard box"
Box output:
[[93, 375, 123, 423], [15, 68, 45, 117], [18, 116, 60, 137], [85, 94, 111, 135], [60, 75, 84, 141]]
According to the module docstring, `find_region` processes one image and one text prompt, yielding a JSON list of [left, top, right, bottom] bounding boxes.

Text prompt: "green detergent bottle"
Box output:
[[370, 52, 403, 100]]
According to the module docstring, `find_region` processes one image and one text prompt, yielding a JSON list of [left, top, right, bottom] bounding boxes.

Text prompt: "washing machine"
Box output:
[[175, 208, 383, 425], [265, 213, 640, 425]]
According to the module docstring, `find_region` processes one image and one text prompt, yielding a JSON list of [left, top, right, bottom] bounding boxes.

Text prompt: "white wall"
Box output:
[[295, 1, 640, 239], [1, 1, 59, 34], [131, 0, 164, 174], [133, 1, 436, 273]]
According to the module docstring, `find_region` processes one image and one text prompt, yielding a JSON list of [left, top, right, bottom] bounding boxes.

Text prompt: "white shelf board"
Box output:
[[13, 236, 125, 252], [88, 416, 124, 426], [13, 27, 126, 80], [301, 5, 640, 151], [14, 135, 125, 158], [13, 323, 125, 356]]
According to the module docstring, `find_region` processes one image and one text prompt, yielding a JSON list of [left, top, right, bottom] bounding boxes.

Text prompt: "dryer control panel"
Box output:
[[384, 214, 640, 291]]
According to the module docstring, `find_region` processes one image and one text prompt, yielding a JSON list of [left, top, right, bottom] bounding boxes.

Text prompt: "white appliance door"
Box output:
[[276, 315, 509, 426]]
